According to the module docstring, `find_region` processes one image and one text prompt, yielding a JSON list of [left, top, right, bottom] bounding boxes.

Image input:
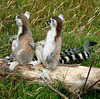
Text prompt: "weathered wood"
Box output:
[[0, 58, 100, 93]]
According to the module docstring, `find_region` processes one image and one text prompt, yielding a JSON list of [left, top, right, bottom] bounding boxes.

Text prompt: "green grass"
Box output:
[[0, 0, 100, 98], [0, 74, 69, 99], [0, 74, 100, 99]]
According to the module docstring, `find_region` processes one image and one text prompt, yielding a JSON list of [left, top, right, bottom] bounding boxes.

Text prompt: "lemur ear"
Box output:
[[24, 11, 30, 19], [59, 14, 63, 21]]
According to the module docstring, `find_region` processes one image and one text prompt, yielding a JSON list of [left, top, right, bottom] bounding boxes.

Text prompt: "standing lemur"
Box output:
[[29, 14, 63, 77], [7, 11, 34, 71]]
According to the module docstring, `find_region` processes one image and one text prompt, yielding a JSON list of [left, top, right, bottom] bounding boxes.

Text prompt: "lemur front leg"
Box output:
[[6, 35, 17, 61], [28, 39, 46, 48], [28, 42, 45, 70], [29, 58, 41, 70]]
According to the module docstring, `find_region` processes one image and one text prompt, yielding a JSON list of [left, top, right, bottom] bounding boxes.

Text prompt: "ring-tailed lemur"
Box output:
[[6, 11, 34, 71], [29, 14, 63, 78]]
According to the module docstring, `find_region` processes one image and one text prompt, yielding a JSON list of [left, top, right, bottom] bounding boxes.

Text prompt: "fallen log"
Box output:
[[0, 58, 100, 93]]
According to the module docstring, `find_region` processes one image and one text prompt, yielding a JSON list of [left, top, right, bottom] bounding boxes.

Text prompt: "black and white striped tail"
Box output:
[[59, 51, 90, 64], [60, 47, 83, 55], [59, 42, 97, 64]]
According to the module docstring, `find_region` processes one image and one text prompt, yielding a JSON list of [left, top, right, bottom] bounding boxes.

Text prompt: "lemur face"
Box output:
[[13, 16, 22, 26], [47, 14, 63, 31], [47, 18, 57, 28], [13, 11, 30, 27]]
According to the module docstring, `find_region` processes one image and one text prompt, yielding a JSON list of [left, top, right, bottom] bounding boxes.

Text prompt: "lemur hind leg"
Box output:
[[40, 58, 58, 78], [16, 49, 32, 65]]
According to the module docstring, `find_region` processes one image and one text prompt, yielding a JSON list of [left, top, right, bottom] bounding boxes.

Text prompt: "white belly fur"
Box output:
[[42, 28, 56, 61]]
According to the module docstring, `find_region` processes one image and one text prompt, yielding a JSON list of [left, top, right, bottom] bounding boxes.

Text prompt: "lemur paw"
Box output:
[[29, 61, 37, 70], [9, 38, 13, 45], [39, 69, 51, 79], [5, 56, 10, 60], [46, 56, 52, 62], [39, 68, 44, 73], [28, 42, 37, 48], [8, 61, 19, 71], [7, 61, 12, 65], [8, 65, 14, 71]]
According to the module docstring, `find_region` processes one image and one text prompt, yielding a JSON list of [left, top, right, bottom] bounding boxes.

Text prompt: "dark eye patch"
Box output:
[[48, 20, 51, 23], [52, 20, 54, 23]]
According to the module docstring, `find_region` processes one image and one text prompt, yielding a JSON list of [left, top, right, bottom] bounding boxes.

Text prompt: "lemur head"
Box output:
[[47, 14, 63, 33], [13, 11, 30, 30]]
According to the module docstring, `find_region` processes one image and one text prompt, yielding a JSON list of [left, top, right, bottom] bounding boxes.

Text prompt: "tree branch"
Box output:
[[41, 77, 68, 99]]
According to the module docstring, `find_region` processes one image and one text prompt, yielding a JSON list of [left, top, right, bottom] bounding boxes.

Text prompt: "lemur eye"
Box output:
[[52, 20, 54, 22]]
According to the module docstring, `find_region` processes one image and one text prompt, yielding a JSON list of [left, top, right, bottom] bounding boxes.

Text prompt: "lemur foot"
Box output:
[[5, 56, 10, 60], [6, 56, 11, 64], [6, 56, 15, 63], [39, 68, 51, 79], [8, 61, 19, 71], [29, 61, 40, 70]]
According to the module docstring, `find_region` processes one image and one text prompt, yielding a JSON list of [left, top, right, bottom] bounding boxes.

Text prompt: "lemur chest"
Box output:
[[16, 26, 23, 47], [43, 30, 56, 59], [15, 32, 32, 51], [45, 30, 56, 48], [46, 30, 56, 42]]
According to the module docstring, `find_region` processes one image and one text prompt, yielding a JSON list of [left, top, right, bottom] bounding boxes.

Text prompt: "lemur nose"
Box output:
[[47, 21, 49, 25], [13, 19, 16, 23]]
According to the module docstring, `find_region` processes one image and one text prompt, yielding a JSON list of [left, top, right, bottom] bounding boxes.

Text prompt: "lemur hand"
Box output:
[[9, 35, 17, 45], [28, 42, 37, 48], [46, 52, 54, 62], [9, 37, 13, 45], [46, 56, 52, 62]]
